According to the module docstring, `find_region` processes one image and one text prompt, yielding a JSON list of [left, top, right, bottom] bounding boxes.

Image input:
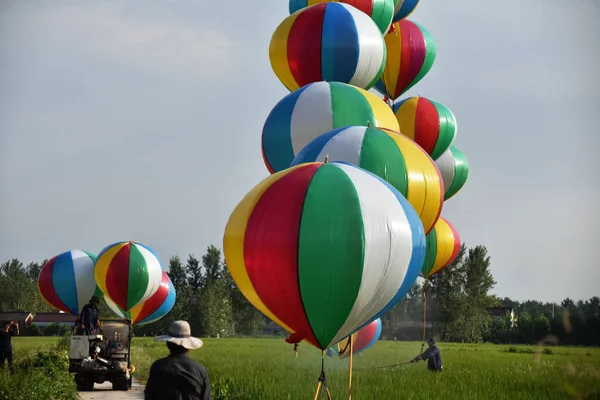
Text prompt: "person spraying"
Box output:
[[412, 337, 442, 372], [0, 320, 20, 371]]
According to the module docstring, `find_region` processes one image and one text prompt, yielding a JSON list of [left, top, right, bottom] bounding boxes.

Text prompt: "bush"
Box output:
[[0, 348, 78, 400]]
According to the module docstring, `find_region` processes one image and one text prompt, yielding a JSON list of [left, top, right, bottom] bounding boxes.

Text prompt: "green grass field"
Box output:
[[11, 337, 600, 399]]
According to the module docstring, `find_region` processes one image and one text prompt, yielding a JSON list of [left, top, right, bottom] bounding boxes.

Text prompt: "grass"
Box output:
[[11, 337, 600, 399]]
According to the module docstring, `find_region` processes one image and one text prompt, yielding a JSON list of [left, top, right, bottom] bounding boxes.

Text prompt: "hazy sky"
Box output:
[[1, 0, 598, 303]]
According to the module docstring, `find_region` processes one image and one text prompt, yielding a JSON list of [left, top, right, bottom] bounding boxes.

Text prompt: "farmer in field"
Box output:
[[79, 295, 102, 335], [145, 320, 212, 400], [0, 320, 20, 371], [412, 337, 442, 372]]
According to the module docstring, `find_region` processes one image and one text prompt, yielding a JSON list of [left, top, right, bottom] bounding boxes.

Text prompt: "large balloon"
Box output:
[[270, 3, 386, 92], [288, 0, 395, 34], [435, 145, 469, 201], [261, 81, 399, 173], [105, 271, 176, 326], [291, 126, 443, 234], [421, 217, 461, 278], [94, 241, 163, 313], [38, 250, 103, 315], [334, 318, 382, 358], [223, 162, 426, 350], [374, 19, 436, 101], [393, 96, 457, 160], [392, 0, 420, 22]]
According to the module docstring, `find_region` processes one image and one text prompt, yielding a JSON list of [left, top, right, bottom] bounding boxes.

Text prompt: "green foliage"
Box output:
[[0, 345, 78, 400]]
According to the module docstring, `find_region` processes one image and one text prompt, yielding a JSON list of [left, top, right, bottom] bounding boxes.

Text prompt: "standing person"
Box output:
[[0, 320, 20, 371], [79, 296, 103, 335], [412, 337, 443, 372], [145, 320, 212, 400]]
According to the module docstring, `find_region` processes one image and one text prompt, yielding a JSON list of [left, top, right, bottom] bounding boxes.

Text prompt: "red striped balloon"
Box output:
[[374, 19, 436, 101], [94, 241, 164, 312], [393, 96, 457, 160]]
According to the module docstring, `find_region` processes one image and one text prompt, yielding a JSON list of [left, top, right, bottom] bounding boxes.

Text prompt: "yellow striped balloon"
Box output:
[[421, 217, 461, 278], [94, 241, 164, 312]]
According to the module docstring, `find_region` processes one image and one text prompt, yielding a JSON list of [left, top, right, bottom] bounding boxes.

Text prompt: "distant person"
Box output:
[[145, 320, 212, 400], [79, 296, 103, 335], [0, 320, 20, 371], [412, 337, 442, 372]]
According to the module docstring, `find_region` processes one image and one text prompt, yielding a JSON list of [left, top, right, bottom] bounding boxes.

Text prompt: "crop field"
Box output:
[[10, 337, 600, 400]]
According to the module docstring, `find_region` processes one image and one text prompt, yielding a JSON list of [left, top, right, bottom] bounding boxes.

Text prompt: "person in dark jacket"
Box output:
[[0, 320, 20, 371], [145, 320, 212, 400], [412, 337, 442, 371], [79, 296, 102, 335]]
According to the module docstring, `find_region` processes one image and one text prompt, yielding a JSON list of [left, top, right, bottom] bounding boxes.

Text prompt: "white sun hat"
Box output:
[[155, 321, 203, 350]]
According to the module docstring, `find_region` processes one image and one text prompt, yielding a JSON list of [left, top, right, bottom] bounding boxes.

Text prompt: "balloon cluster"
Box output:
[[37, 241, 175, 327], [225, 0, 469, 355]]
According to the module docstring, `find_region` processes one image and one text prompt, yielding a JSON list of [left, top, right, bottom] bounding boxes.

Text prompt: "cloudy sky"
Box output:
[[1, 0, 598, 303]]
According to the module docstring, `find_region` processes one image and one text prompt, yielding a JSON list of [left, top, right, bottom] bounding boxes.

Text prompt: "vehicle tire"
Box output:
[[75, 374, 94, 391], [112, 378, 129, 391]]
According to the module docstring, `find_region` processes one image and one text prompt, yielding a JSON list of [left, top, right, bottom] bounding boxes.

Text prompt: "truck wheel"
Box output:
[[112, 378, 129, 391], [75, 374, 94, 391]]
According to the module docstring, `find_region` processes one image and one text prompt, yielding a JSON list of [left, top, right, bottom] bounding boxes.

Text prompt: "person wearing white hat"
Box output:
[[144, 321, 212, 400]]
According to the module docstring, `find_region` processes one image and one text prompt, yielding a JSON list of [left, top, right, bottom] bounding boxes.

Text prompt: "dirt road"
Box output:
[[79, 380, 145, 400]]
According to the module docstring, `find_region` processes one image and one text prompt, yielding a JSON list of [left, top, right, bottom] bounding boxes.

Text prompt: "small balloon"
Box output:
[[374, 19, 436, 101], [393, 96, 457, 161], [435, 145, 469, 201], [270, 3, 386, 92], [333, 318, 382, 357], [38, 250, 103, 316], [421, 217, 461, 278]]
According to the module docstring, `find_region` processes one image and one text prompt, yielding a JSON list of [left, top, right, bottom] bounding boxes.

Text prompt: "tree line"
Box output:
[[1, 244, 598, 346]]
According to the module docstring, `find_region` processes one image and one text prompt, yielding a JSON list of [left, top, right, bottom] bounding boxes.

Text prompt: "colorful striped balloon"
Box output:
[[374, 19, 436, 101], [421, 217, 461, 278], [223, 162, 426, 350], [334, 318, 382, 358], [392, 0, 420, 22], [105, 271, 176, 326], [291, 126, 443, 234], [38, 250, 103, 315], [288, 0, 395, 34], [435, 145, 469, 201], [393, 96, 457, 160], [94, 241, 164, 313], [262, 81, 399, 174], [270, 3, 386, 92]]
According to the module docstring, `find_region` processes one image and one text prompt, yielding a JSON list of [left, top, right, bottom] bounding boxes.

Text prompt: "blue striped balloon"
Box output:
[[38, 250, 103, 315]]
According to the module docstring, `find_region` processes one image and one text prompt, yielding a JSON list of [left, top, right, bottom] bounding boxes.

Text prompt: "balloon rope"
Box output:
[[313, 351, 333, 400], [348, 335, 354, 400], [420, 279, 429, 355]]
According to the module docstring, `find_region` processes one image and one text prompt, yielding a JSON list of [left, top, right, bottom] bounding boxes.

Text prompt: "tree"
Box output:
[[202, 245, 223, 285], [186, 255, 203, 294], [167, 255, 187, 293], [428, 244, 467, 341], [460, 245, 496, 342]]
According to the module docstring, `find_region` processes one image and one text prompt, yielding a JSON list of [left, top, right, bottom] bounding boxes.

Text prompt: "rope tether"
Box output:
[[313, 352, 333, 400]]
